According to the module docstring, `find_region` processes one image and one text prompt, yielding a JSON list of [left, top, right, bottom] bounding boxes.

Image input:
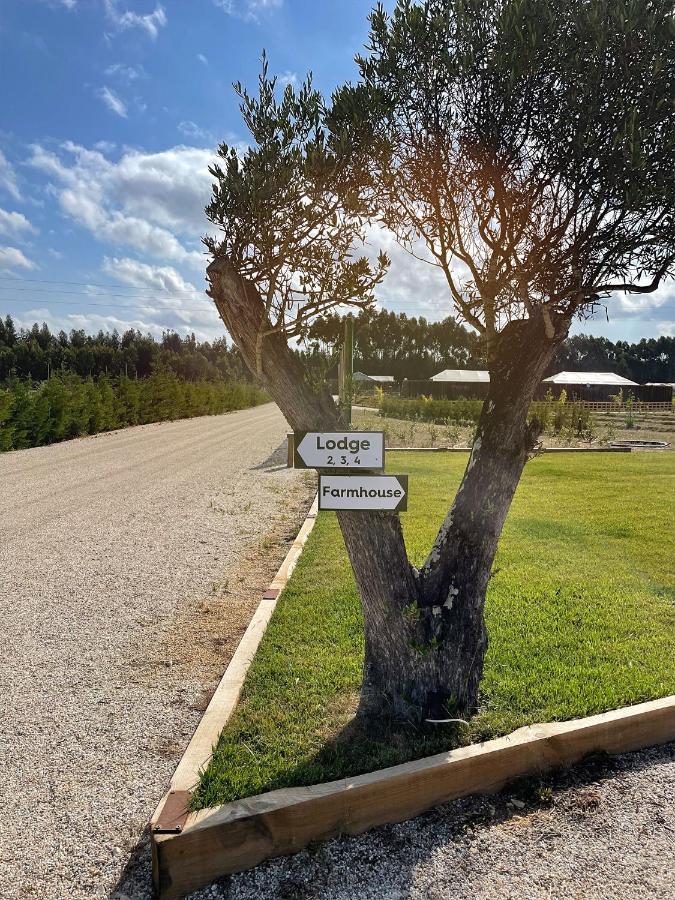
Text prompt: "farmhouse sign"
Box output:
[[319, 474, 408, 512], [293, 431, 385, 470]]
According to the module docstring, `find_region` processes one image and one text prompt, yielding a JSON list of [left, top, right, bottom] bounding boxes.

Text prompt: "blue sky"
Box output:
[[0, 0, 672, 344]]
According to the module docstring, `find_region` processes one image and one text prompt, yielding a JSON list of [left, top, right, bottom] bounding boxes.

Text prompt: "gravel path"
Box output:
[[0, 404, 313, 900], [187, 742, 675, 900]]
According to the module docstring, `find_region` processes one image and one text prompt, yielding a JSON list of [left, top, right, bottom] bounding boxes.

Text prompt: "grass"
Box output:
[[194, 451, 675, 809]]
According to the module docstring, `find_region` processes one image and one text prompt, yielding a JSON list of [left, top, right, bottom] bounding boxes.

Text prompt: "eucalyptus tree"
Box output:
[[206, 0, 675, 722]]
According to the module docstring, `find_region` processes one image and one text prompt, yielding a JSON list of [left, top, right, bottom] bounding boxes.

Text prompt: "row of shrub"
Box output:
[[380, 395, 483, 424], [0, 371, 268, 452], [379, 392, 593, 435]]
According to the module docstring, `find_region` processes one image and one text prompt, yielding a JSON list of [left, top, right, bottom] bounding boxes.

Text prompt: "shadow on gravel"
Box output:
[[110, 828, 154, 900], [250, 441, 290, 472]]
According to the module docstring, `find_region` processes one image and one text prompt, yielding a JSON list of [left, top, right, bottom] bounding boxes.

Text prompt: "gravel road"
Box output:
[[0, 403, 312, 900], [190, 742, 674, 900]]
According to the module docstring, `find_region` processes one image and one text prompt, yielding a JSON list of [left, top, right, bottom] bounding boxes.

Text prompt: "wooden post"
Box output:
[[341, 315, 353, 426]]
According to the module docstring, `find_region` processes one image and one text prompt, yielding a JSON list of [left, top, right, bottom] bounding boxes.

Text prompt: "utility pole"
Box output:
[[340, 314, 354, 426]]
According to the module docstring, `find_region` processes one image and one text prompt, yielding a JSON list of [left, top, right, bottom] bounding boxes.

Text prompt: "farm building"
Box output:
[[539, 371, 672, 403], [404, 369, 490, 399], [352, 372, 397, 392], [353, 371, 396, 383]]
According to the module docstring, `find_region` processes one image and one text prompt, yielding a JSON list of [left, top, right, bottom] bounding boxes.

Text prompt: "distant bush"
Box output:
[[381, 393, 594, 437], [0, 371, 267, 452], [380, 396, 483, 424], [530, 390, 593, 436]]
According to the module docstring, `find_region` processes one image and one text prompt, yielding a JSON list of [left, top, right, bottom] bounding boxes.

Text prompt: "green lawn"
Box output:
[[194, 451, 675, 809]]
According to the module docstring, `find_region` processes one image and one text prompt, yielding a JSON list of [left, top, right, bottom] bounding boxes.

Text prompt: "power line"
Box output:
[[0, 297, 221, 314], [0, 276, 205, 295], [0, 278, 453, 312], [0, 285, 207, 301]]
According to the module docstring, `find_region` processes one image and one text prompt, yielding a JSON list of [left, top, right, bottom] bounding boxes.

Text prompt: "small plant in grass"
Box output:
[[625, 392, 635, 429], [444, 418, 459, 446], [404, 417, 416, 447], [426, 421, 439, 446]]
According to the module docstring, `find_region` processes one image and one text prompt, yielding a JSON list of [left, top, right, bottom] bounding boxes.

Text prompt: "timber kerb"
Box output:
[[148, 470, 674, 898]]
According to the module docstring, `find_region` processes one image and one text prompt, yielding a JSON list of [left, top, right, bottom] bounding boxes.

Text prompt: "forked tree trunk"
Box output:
[[207, 258, 569, 722]]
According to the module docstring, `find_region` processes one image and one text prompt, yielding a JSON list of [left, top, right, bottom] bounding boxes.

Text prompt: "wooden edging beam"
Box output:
[[153, 695, 675, 900], [150, 494, 319, 835]]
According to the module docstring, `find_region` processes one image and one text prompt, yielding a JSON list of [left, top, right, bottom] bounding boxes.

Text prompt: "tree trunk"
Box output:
[[207, 258, 569, 722], [402, 311, 571, 717]]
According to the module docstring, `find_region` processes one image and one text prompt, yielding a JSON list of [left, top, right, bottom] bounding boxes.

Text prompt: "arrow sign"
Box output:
[[318, 474, 408, 511], [293, 431, 384, 470]]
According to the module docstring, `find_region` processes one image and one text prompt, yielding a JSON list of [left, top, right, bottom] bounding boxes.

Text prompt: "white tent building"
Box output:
[[541, 371, 639, 402], [543, 371, 637, 388], [430, 369, 490, 383], [353, 371, 396, 384]]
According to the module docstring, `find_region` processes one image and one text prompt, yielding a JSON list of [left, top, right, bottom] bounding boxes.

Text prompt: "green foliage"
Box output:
[[530, 393, 593, 436], [300, 307, 674, 384], [329, 0, 675, 338], [382, 394, 594, 436], [0, 372, 267, 452], [194, 451, 675, 807], [204, 55, 387, 341], [381, 396, 484, 424], [0, 315, 249, 383], [302, 306, 482, 381]]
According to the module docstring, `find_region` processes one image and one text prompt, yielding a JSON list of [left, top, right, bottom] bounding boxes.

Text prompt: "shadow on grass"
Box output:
[[195, 703, 469, 809]]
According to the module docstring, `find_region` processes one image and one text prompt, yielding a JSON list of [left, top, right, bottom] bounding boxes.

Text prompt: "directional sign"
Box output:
[[293, 431, 384, 470], [318, 474, 408, 512]]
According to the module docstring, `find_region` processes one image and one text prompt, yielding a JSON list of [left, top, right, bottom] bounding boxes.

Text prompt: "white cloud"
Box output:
[[214, 0, 282, 22], [657, 321, 674, 337], [362, 225, 457, 320], [102, 255, 200, 294], [0, 151, 21, 201], [0, 208, 38, 240], [36, 0, 77, 8], [101, 256, 220, 329], [28, 141, 214, 269], [278, 71, 297, 87], [197, 53, 208, 66], [104, 1, 167, 39], [13, 257, 223, 339], [11, 307, 183, 341], [614, 278, 673, 314], [98, 86, 128, 118], [0, 246, 36, 270], [105, 62, 144, 83], [177, 121, 214, 144]]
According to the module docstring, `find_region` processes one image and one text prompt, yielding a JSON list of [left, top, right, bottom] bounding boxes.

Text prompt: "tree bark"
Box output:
[[207, 258, 569, 722]]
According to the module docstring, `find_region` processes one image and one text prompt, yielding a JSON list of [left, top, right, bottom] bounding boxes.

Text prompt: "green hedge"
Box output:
[[0, 371, 267, 452]]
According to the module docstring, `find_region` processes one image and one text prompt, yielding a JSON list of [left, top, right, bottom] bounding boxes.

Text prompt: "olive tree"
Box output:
[[206, 0, 675, 722]]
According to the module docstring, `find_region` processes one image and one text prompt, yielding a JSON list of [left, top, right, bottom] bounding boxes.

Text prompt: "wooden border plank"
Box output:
[[151, 495, 318, 825], [153, 695, 675, 900]]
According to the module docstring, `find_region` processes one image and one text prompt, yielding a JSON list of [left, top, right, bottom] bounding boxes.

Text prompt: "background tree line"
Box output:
[[0, 316, 249, 383], [1, 313, 672, 388], [301, 309, 673, 383]]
